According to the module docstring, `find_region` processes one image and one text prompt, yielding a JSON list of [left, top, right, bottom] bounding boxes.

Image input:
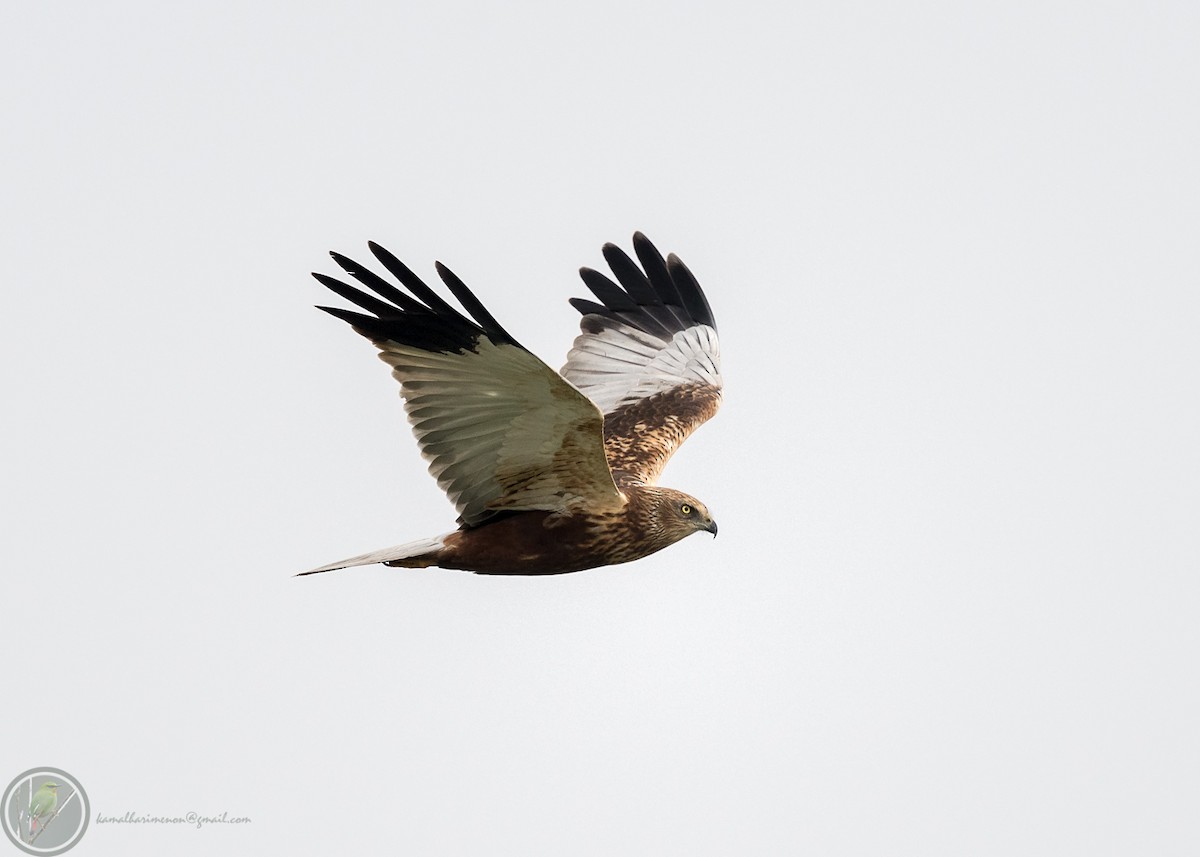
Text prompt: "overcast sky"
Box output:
[[4, 1, 1198, 854]]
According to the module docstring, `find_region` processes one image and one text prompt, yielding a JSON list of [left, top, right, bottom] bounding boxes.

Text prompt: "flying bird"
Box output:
[[302, 232, 721, 575]]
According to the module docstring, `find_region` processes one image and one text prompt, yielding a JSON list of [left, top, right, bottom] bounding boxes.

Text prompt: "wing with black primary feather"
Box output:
[[315, 243, 624, 526], [561, 233, 723, 486]]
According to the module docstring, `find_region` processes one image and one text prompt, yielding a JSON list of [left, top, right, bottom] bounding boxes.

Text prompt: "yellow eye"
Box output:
[[680, 504, 692, 515]]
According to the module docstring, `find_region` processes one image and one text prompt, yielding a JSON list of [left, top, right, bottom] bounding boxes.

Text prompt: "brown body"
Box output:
[[387, 484, 716, 575]]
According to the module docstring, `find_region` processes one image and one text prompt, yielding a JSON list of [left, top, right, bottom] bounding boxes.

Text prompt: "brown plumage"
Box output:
[[301, 232, 722, 576]]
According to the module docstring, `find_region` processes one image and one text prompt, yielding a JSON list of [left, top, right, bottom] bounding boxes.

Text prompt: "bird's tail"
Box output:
[[298, 533, 453, 576]]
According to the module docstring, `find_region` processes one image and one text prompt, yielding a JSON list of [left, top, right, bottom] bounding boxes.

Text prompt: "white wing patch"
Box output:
[[563, 322, 722, 415], [379, 338, 622, 525]]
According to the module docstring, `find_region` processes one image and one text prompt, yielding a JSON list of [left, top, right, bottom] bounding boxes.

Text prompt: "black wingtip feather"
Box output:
[[571, 234, 718, 338], [434, 262, 520, 347], [328, 251, 427, 313], [313, 272, 403, 319], [667, 253, 717, 332], [315, 243, 524, 355], [580, 267, 639, 311], [602, 243, 662, 306], [315, 304, 382, 331], [632, 233, 686, 309], [367, 242, 461, 318]]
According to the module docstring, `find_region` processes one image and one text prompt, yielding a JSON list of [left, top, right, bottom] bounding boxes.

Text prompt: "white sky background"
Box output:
[[3, 1, 1198, 854]]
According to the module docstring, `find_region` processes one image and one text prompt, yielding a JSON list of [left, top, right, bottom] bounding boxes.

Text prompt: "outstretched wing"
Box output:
[[561, 233, 722, 486], [315, 243, 624, 526]]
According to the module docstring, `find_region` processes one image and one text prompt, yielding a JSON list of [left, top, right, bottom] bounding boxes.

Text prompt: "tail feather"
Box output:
[[299, 533, 451, 576]]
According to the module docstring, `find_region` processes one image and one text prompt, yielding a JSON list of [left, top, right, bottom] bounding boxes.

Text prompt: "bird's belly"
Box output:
[[438, 511, 616, 575]]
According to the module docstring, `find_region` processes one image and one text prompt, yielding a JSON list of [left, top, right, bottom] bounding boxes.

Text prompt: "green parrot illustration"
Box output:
[[27, 781, 59, 836]]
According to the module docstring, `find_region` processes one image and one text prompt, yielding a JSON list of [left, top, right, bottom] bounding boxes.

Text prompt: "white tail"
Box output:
[[299, 533, 451, 575]]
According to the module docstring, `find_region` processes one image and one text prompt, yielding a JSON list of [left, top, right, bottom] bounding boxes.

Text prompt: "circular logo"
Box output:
[[2, 768, 90, 855]]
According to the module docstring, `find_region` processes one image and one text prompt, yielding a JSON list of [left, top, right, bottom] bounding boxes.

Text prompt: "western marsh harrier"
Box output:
[[302, 233, 721, 575]]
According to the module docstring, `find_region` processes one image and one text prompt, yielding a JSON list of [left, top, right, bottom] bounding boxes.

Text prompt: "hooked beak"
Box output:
[[704, 519, 718, 537]]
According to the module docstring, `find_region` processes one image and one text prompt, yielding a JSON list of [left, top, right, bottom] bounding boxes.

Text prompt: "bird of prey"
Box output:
[[302, 232, 721, 576]]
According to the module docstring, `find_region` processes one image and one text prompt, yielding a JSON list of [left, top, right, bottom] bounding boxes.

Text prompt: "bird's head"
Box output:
[[40, 783, 59, 791], [644, 487, 718, 543]]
